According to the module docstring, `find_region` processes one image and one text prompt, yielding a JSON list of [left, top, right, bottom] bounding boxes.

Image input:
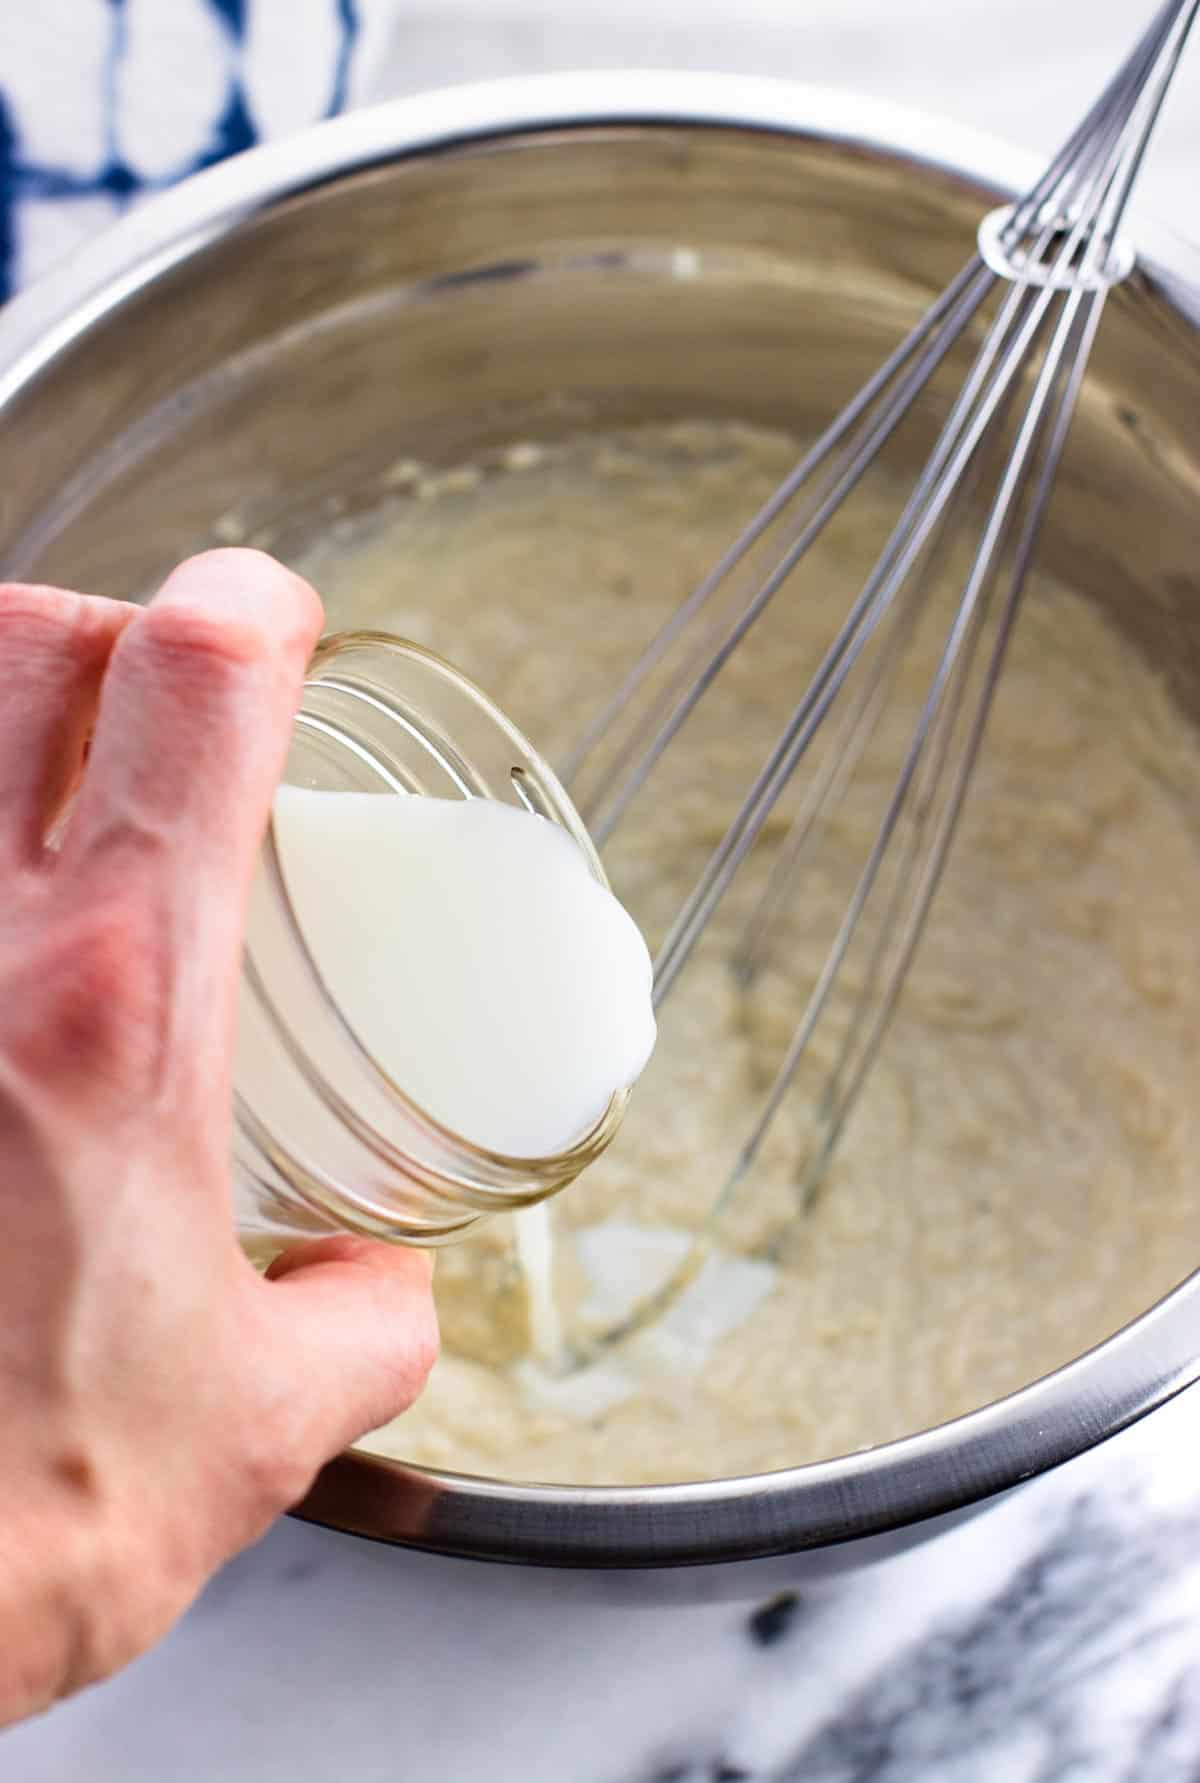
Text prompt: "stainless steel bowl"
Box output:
[[3, 74, 1199, 1587]]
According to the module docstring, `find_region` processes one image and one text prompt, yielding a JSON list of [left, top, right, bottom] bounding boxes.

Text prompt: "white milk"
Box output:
[[271, 788, 656, 1160], [511, 1200, 565, 1367]]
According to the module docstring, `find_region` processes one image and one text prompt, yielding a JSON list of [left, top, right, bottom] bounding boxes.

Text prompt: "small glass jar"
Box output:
[[234, 632, 629, 1261]]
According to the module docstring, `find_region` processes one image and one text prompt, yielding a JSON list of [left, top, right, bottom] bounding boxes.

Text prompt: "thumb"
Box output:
[[258, 1237, 439, 1462]]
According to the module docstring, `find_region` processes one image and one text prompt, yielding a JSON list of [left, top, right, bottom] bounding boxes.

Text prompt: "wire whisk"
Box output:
[[562, 0, 1197, 1340]]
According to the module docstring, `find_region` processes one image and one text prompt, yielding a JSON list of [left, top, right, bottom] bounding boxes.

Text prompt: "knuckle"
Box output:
[[0, 583, 119, 664], [0, 582, 79, 633], [1, 900, 164, 1093], [127, 549, 323, 706], [155, 548, 322, 663], [131, 598, 267, 688]]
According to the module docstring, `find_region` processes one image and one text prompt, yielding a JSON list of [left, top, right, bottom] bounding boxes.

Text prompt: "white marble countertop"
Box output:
[[6, 1387, 1200, 1781], [4, 4, 1200, 1779]]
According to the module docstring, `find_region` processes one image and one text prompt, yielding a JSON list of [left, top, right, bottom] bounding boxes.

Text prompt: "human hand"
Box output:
[[0, 551, 439, 1726]]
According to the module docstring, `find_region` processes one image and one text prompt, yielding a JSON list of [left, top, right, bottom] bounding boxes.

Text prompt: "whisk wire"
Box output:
[[560, 257, 990, 797], [575, 259, 998, 843], [562, 0, 1196, 1353], [570, 5, 1193, 845], [808, 296, 1110, 1180], [798, 289, 1109, 1195], [651, 259, 1068, 1002], [650, 0, 1197, 1009]]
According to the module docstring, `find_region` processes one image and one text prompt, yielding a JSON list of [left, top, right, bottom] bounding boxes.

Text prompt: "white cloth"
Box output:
[[0, 0, 400, 300]]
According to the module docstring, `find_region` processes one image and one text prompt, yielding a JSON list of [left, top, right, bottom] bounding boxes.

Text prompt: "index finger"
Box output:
[[65, 548, 323, 918]]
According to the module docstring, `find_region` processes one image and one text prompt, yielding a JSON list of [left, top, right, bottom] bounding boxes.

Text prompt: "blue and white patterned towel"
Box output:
[[0, 0, 399, 302]]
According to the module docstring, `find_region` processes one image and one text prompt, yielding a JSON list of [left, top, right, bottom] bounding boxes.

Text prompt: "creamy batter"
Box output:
[[281, 420, 1200, 1486]]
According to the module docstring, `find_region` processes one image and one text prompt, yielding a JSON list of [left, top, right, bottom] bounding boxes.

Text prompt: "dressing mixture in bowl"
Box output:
[[274, 418, 1200, 1486]]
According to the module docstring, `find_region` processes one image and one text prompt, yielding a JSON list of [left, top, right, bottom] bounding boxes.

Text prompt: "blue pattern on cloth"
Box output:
[[0, 0, 370, 302], [0, 95, 15, 299]]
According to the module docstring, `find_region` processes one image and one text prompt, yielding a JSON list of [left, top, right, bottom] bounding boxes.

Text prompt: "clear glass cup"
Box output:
[[234, 632, 629, 1262]]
